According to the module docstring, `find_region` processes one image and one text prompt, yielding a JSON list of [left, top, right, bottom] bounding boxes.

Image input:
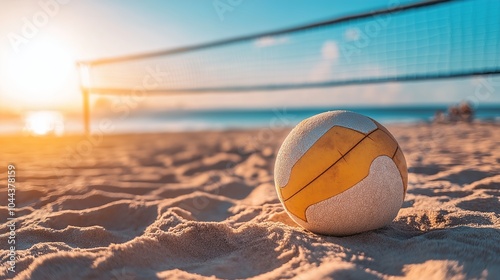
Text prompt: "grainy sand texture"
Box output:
[[0, 122, 499, 279]]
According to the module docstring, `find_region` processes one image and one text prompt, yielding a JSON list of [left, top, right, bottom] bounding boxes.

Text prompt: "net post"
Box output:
[[77, 63, 91, 136], [82, 88, 90, 136]]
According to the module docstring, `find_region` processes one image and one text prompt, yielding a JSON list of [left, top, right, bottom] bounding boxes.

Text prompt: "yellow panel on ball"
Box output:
[[274, 111, 407, 236], [283, 128, 398, 221], [392, 147, 408, 192], [279, 126, 365, 201]]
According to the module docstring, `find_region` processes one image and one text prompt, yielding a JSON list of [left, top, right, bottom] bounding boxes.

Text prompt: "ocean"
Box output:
[[2, 106, 500, 135], [90, 105, 500, 134]]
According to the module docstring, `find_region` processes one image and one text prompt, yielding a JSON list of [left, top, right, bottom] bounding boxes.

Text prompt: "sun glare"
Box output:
[[4, 39, 73, 106], [23, 111, 65, 136]]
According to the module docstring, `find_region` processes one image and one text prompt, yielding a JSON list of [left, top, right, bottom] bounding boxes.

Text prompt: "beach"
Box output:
[[0, 122, 499, 279]]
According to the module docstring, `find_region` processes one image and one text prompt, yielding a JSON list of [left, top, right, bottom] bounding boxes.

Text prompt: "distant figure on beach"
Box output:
[[434, 101, 474, 123], [459, 101, 474, 122]]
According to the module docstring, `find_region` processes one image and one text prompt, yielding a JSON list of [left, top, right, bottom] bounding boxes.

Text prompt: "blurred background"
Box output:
[[1, 0, 499, 136]]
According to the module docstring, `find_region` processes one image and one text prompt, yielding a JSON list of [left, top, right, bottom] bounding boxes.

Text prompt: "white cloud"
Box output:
[[254, 36, 289, 48], [321, 40, 339, 61], [344, 27, 361, 41], [308, 40, 339, 82]]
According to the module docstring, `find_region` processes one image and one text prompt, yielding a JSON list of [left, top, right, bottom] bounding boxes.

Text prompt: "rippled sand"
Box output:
[[0, 122, 499, 279]]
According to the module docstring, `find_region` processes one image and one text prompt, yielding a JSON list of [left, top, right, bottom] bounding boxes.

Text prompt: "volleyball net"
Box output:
[[77, 0, 500, 133], [78, 0, 500, 96]]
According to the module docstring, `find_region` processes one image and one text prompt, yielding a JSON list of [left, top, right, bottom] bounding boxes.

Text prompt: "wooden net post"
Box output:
[[77, 63, 91, 136]]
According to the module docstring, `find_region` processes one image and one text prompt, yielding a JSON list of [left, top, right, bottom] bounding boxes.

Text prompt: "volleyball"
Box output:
[[274, 111, 408, 236]]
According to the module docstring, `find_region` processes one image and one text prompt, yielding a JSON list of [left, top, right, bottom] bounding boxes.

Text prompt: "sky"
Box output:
[[0, 0, 499, 113]]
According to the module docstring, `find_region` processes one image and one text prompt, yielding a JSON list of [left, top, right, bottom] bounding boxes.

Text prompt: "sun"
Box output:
[[23, 111, 65, 136], [3, 39, 74, 106]]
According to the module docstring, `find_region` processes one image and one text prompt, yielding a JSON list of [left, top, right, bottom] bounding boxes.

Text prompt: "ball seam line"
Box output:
[[283, 128, 379, 202], [391, 146, 408, 196], [276, 111, 378, 187], [278, 125, 367, 194], [391, 146, 399, 159]]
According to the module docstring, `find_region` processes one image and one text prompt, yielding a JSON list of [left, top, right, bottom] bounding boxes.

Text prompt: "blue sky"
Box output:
[[0, 0, 499, 111]]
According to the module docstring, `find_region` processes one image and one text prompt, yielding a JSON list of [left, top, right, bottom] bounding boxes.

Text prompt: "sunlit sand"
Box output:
[[0, 123, 498, 279]]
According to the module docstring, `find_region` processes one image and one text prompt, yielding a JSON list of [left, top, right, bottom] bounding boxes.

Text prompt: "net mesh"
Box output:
[[82, 0, 500, 95]]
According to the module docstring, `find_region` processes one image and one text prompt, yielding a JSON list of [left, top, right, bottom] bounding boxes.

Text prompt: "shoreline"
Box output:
[[0, 119, 499, 138]]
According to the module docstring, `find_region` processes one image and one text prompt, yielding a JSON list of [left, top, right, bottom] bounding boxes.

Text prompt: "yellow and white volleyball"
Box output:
[[274, 111, 408, 236]]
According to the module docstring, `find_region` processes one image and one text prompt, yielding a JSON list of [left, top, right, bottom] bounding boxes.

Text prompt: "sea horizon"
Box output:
[[1, 104, 499, 135]]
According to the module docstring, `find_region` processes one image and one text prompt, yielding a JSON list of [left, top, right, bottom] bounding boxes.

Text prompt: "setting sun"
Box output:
[[23, 110, 65, 136], [3, 39, 74, 106]]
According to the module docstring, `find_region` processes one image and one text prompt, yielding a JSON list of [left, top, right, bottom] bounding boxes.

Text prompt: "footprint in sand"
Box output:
[[39, 201, 158, 232], [456, 197, 500, 214]]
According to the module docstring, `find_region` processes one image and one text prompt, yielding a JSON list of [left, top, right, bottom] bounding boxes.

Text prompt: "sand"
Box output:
[[0, 122, 499, 279]]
